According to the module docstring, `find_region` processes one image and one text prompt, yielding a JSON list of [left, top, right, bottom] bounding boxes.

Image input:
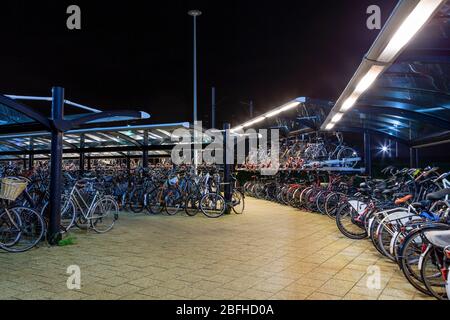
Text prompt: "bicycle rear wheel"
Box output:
[[40, 196, 76, 233], [421, 247, 448, 300], [398, 229, 431, 295]]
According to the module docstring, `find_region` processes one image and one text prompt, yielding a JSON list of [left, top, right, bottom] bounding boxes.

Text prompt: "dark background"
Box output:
[[0, 0, 446, 167], [0, 0, 398, 125]]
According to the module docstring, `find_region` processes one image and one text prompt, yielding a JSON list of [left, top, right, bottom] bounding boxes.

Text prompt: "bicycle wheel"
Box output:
[[231, 190, 245, 214], [200, 193, 226, 218], [40, 196, 76, 233], [335, 202, 367, 239], [421, 247, 448, 300], [324, 192, 342, 219], [165, 189, 183, 215], [337, 147, 358, 167], [185, 194, 201, 216], [146, 188, 164, 214], [376, 220, 399, 261], [91, 196, 118, 233], [398, 229, 431, 295], [0, 208, 22, 250], [129, 189, 144, 213], [4, 207, 45, 253], [315, 190, 329, 215]]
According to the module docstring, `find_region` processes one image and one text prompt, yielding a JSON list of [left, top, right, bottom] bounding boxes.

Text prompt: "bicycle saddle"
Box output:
[[426, 188, 450, 201], [394, 194, 413, 205], [423, 230, 450, 249]]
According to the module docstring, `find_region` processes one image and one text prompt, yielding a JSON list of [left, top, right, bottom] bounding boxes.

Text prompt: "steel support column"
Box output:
[[142, 130, 149, 168], [79, 134, 85, 175], [126, 153, 131, 174], [48, 87, 64, 245], [410, 147, 419, 168], [223, 123, 233, 214], [364, 131, 372, 177], [28, 137, 34, 169]]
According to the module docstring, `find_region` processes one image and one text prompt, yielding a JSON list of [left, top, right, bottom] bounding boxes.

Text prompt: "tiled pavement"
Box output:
[[0, 198, 434, 300]]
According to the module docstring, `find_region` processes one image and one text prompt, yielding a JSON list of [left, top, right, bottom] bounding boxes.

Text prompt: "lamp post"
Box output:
[[188, 9, 202, 170]]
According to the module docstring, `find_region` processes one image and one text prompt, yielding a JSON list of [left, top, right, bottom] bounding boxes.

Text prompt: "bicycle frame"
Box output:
[[67, 184, 100, 221]]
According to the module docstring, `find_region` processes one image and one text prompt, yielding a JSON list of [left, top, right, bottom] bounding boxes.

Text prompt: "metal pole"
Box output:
[[79, 134, 85, 175], [143, 130, 149, 168], [126, 153, 131, 174], [211, 87, 216, 129], [188, 10, 202, 172], [28, 137, 34, 169], [193, 14, 198, 171], [193, 15, 198, 125], [223, 123, 233, 214], [364, 131, 372, 177], [48, 87, 64, 245], [87, 155, 91, 171]]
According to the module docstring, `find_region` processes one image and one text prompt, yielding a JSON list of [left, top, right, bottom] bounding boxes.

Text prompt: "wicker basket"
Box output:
[[0, 177, 28, 201]]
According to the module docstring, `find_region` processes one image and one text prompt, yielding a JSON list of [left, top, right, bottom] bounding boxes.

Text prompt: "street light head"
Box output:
[[188, 10, 202, 17]]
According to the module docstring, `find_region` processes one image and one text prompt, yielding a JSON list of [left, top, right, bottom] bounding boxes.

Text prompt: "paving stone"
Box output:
[[2, 198, 424, 300]]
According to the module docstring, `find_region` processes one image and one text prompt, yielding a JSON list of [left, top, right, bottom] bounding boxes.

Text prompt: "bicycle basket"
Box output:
[[0, 177, 28, 201]]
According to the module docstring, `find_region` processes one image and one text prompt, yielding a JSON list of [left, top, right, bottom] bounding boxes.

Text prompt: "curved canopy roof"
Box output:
[[0, 92, 196, 160], [321, 2, 450, 148]]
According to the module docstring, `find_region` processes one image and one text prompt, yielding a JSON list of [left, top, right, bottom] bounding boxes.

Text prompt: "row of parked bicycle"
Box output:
[[243, 166, 450, 300], [241, 132, 359, 170], [0, 163, 245, 253]]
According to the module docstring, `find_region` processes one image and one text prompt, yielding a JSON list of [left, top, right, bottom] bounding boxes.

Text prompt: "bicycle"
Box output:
[[0, 177, 45, 253], [60, 177, 118, 233]]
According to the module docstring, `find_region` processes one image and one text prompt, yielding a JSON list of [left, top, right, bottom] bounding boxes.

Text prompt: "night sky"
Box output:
[[0, 0, 399, 126]]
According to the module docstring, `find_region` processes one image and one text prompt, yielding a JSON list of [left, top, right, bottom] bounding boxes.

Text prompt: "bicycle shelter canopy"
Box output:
[[0, 94, 209, 162], [321, 3, 450, 149]]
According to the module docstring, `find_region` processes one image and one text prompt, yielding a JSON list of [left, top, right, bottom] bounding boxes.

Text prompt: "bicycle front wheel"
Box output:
[[129, 189, 144, 213], [200, 193, 226, 218], [3, 207, 45, 253], [165, 189, 183, 215], [0, 208, 22, 250], [91, 197, 118, 233], [185, 194, 201, 216]]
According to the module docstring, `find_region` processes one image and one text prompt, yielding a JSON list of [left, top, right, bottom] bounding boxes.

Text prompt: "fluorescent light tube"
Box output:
[[279, 101, 300, 111], [378, 0, 444, 63], [354, 65, 385, 94], [265, 109, 283, 118], [331, 113, 344, 123], [340, 94, 359, 112], [243, 116, 266, 127]]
